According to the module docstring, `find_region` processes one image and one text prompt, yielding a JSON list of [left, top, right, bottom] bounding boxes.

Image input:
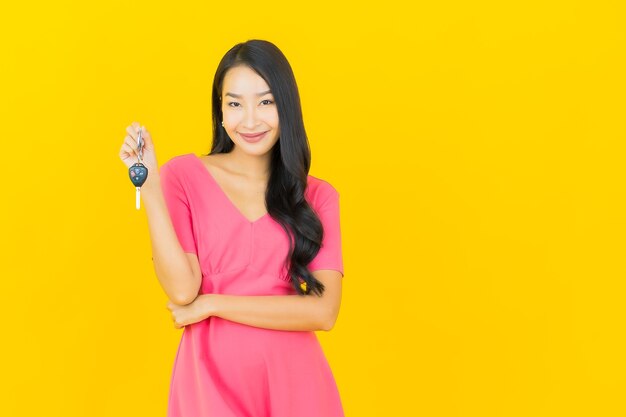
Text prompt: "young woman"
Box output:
[[119, 39, 345, 417]]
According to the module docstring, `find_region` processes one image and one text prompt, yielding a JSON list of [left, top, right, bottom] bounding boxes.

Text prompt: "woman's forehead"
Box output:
[[223, 66, 271, 95]]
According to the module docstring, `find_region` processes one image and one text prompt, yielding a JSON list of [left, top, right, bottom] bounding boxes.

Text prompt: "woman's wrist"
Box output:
[[138, 174, 164, 208], [141, 172, 162, 194], [201, 294, 220, 318]]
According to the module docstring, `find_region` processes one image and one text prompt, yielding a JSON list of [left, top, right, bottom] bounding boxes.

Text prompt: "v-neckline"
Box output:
[[191, 153, 270, 225]]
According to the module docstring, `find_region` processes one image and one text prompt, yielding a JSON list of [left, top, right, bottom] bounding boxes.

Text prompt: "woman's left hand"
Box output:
[[166, 295, 213, 329]]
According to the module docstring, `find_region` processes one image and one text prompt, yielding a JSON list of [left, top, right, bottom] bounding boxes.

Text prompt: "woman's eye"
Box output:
[[227, 100, 273, 107]]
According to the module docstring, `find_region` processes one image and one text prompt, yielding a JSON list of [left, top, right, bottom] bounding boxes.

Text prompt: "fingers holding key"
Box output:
[[120, 123, 144, 164], [119, 138, 137, 168], [125, 122, 147, 149], [119, 133, 140, 168], [119, 121, 158, 174], [121, 138, 138, 158], [126, 124, 140, 144]]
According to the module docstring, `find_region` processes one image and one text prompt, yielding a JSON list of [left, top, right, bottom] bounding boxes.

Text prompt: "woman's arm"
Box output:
[[142, 175, 201, 305], [167, 270, 343, 331]]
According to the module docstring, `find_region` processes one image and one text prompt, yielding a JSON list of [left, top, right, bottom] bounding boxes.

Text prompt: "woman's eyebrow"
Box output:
[[225, 90, 272, 98]]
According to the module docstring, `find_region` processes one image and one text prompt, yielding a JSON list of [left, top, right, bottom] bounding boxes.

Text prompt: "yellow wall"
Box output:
[[1, 1, 624, 415]]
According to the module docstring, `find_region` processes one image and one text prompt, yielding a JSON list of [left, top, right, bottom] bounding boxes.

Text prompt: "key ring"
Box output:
[[137, 128, 144, 164]]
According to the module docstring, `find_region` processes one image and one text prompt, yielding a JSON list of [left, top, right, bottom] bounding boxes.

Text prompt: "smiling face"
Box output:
[[221, 65, 280, 156]]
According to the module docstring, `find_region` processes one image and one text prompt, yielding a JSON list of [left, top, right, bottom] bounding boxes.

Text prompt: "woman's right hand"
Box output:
[[119, 122, 159, 184]]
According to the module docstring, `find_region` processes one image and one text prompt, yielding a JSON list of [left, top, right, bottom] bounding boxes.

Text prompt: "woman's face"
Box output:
[[221, 65, 280, 156]]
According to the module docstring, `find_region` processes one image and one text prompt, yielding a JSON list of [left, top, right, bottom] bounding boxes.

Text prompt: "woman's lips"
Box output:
[[239, 131, 268, 143], [239, 131, 267, 138]]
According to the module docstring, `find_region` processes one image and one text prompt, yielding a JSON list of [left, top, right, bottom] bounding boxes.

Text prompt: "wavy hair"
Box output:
[[206, 39, 326, 296]]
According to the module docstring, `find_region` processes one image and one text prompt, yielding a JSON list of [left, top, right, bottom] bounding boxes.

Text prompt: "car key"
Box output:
[[128, 128, 149, 209]]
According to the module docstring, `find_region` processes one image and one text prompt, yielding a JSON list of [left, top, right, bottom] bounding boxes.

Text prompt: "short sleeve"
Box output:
[[307, 186, 344, 277], [159, 161, 198, 255]]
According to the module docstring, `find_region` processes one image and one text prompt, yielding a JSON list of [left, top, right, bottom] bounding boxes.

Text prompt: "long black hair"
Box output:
[[206, 39, 326, 296]]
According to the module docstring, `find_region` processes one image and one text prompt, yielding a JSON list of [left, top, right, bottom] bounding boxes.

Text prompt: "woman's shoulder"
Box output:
[[159, 153, 198, 175], [306, 174, 340, 205], [160, 152, 197, 172]]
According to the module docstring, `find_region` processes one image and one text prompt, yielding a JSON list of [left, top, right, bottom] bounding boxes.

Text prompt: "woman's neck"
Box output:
[[227, 145, 271, 181]]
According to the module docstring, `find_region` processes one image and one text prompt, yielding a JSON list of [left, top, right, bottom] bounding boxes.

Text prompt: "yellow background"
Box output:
[[1, 1, 625, 416]]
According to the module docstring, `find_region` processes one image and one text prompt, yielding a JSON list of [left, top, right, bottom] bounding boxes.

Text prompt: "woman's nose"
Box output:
[[242, 106, 260, 128]]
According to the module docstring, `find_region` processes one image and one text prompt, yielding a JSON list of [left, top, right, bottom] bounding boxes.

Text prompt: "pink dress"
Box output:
[[159, 153, 345, 417]]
